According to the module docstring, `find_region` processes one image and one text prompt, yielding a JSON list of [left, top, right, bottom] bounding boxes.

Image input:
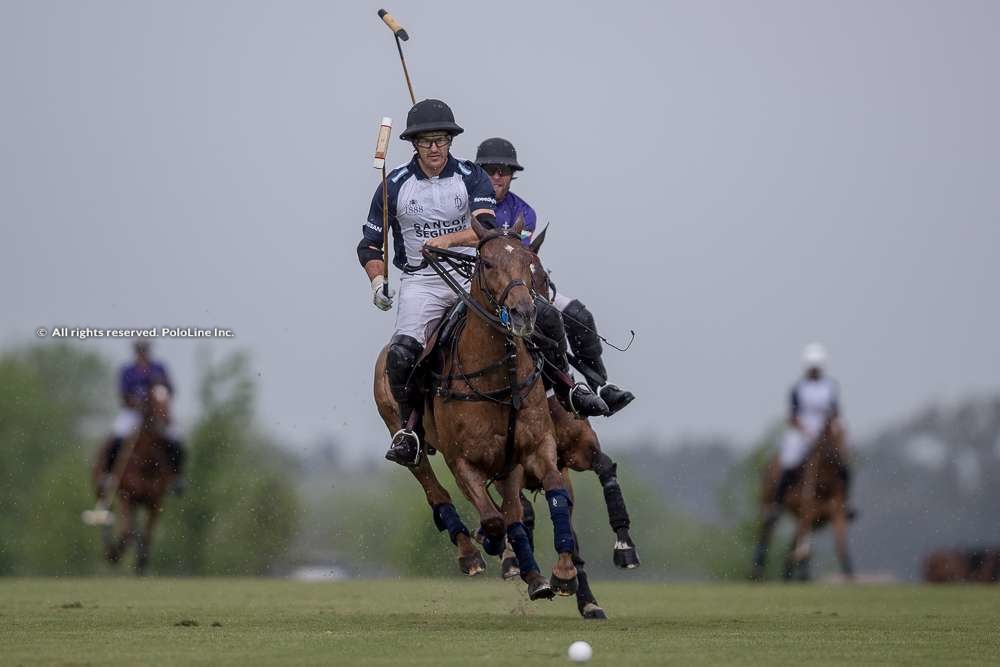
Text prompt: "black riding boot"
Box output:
[[385, 335, 425, 467], [533, 302, 608, 418], [97, 436, 123, 499], [164, 438, 187, 496], [562, 299, 635, 415]]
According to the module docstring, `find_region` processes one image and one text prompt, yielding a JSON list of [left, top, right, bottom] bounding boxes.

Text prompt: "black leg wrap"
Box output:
[[838, 464, 852, 494], [519, 493, 536, 551], [595, 454, 630, 532], [562, 299, 608, 391]]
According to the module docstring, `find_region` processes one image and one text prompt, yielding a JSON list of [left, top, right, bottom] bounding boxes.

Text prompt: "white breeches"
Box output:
[[393, 275, 464, 346], [112, 408, 178, 439]]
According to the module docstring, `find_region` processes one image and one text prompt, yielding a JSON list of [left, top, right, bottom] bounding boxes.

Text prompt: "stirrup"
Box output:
[[387, 429, 421, 467], [568, 383, 609, 418]]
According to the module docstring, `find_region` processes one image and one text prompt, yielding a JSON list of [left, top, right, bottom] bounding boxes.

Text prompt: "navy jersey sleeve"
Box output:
[[789, 385, 800, 417], [364, 182, 389, 246], [461, 162, 497, 214]]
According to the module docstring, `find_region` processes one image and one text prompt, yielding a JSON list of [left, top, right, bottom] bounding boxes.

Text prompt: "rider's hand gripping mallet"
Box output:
[[378, 9, 416, 105], [373, 117, 393, 294]]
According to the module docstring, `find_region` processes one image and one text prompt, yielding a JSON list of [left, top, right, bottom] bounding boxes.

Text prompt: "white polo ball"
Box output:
[[568, 640, 592, 662]]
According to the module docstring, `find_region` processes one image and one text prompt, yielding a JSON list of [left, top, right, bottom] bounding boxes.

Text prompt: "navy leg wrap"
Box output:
[[545, 488, 576, 554], [432, 503, 469, 546], [482, 532, 505, 556], [507, 522, 540, 575]]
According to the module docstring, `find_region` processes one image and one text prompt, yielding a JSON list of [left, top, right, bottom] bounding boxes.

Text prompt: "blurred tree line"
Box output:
[[0, 343, 299, 576]]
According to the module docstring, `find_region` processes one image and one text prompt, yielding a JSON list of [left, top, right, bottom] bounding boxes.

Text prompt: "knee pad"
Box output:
[[386, 335, 423, 398]]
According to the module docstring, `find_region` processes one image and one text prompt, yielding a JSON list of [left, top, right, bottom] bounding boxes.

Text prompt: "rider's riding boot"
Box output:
[[562, 299, 635, 416], [768, 467, 797, 520], [385, 335, 425, 468], [164, 438, 187, 496], [533, 302, 609, 418]]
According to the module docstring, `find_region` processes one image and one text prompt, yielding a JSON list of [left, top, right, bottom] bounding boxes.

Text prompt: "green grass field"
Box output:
[[3, 578, 998, 665]]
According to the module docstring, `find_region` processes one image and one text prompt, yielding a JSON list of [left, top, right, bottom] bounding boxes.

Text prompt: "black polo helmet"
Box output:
[[399, 99, 464, 141], [475, 137, 524, 171]]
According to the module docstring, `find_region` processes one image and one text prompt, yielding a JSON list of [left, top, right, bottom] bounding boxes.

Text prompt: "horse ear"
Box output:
[[512, 212, 525, 238], [471, 216, 489, 240], [529, 224, 548, 254]]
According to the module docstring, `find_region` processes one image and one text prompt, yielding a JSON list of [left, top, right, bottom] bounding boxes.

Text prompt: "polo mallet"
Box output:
[[81, 433, 139, 527], [378, 9, 416, 105], [373, 117, 393, 294]]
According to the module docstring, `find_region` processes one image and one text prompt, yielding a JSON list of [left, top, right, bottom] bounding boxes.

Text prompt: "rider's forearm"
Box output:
[[441, 228, 480, 248], [364, 259, 385, 282]]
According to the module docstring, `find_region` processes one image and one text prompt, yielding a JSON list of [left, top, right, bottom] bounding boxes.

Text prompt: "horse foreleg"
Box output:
[[526, 445, 578, 595], [135, 504, 160, 576], [409, 457, 483, 576], [451, 458, 506, 559], [107, 502, 134, 565], [562, 469, 607, 620], [832, 503, 855, 579], [499, 468, 553, 601], [786, 513, 813, 582], [751, 505, 781, 581]]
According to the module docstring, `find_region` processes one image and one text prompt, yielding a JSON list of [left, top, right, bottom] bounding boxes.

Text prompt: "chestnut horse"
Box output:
[[751, 418, 854, 581], [374, 218, 579, 602], [90, 383, 174, 574]]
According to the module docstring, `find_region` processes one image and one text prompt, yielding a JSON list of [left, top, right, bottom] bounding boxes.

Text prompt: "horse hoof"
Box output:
[[528, 579, 555, 601], [580, 602, 608, 620], [459, 552, 486, 576], [613, 544, 640, 569], [550, 573, 578, 597], [501, 557, 520, 581]]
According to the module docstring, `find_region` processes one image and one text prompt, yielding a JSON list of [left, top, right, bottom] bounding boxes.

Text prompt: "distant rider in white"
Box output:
[[772, 342, 854, 513]]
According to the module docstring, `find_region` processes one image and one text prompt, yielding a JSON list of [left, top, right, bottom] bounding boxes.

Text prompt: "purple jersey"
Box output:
[[119, 361, 173, 402], [494, 191, 537, 246]]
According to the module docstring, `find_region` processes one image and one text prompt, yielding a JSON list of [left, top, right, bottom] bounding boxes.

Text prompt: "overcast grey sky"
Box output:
[[2, 1, 997, 459]]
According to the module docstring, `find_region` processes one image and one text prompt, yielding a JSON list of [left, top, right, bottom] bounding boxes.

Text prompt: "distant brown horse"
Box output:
[[90, 383, 174, 574], [374, 218, 579, 602], [751, 419, 854, 581], [925, 548, 1000, 583]]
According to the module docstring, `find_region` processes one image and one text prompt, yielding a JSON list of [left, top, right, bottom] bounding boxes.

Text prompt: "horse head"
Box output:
[[143, 383, 171, 433], [470, 214, 547, 338]]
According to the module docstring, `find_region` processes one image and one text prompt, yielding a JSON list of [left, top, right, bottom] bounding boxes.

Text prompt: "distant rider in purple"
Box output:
[[475, 137, 635, 416], [99, 339, 187, 497]]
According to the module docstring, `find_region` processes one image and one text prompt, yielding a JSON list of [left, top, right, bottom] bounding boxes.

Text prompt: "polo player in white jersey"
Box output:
[[772, 343, 854, 513], [357, 99, 607, 467]]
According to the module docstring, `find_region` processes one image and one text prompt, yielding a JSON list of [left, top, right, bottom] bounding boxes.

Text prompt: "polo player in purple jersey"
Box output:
[[98, 339, 187, 496], [475, 138, 635, 415]]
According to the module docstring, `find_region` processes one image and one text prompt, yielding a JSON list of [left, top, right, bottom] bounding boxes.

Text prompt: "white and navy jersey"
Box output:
[[363, 155, 496, 279], [789, 376, 840, 439]]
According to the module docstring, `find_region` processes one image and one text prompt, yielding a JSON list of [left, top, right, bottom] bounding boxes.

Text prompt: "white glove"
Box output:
[[371, 275, 395, 311]]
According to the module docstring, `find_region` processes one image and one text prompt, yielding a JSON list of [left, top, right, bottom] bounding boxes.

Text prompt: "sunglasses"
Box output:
[[413, 135, 452, 149], [482, 165, 513, 177]]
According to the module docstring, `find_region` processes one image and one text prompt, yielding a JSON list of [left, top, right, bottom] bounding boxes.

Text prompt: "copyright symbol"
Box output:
[[36, 327, 47, 338]]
